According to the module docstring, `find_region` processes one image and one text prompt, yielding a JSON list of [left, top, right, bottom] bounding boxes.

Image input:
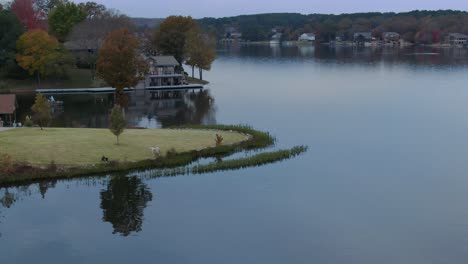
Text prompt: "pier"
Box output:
[[36, 84, 204, 95]]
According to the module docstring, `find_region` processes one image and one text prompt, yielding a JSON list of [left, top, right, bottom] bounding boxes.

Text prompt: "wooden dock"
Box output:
[[36, 84, 204, 95]]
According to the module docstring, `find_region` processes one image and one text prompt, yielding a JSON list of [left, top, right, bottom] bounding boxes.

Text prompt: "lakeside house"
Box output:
[[0, 94, 18, 127], [298, 33, 315, 42], [227, 32, 242, 39], [145, 56, 185, 88], [222, 27, 243, 42], [383, 32, 400, 45], [446, 33, 468, 46], [270, 33, 282, 44], [64, 40, 99, 66], [353, 32, 373, 45]]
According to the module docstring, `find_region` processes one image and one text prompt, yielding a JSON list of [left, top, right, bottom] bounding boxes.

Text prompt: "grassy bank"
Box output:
[[0, 125, 275, 185], [187, 77, 210, 85]]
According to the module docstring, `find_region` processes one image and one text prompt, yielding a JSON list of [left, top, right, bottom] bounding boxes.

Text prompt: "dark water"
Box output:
[[3, 45, 468, 263]]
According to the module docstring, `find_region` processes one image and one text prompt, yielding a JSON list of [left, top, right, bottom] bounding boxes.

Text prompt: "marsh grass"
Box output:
[[191, 146, 308, 174]]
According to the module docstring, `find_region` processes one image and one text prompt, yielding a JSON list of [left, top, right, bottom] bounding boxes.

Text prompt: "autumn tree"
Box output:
[[152, 16, 197, 64], [185, 28, 216, 80], [96, 28, 148, 104], [10, 0, 45, 30], [0, 9, 25, 76], [78, 1, 107, 19], [31, 93, 52, 130], [67, 13, 133, 76], [109, 105, 126, 145], [16, 30, 74, 84], [48, 1, 86, 42], [35, 0, 64, 15]]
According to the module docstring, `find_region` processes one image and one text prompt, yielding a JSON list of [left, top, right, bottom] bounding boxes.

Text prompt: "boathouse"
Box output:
[[0, 94, 18, 127], [382, 32, 400, 45], [353, 32, 372, 45], [146, 56, 186, 88], [446, 33, 468, 46], [298, 33, 316, 42]]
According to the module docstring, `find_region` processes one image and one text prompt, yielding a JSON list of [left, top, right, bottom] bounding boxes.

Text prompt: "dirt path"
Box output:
[[0, 127, 16, 132]]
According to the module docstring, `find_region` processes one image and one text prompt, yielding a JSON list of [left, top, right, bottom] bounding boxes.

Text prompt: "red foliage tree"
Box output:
[[11, 0, 45, 30]]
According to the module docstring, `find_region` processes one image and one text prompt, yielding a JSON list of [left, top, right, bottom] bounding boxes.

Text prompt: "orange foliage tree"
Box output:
[[96, 28, 148, 106], [16, 29, 74, 84]]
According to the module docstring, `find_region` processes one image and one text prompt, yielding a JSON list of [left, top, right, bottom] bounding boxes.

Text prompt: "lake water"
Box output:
[[2, 45, 468, 263]]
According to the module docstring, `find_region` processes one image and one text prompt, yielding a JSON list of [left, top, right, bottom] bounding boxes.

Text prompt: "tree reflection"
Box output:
[[0, 190, 16, 209], [100, 176, 153, 236], [155, 90, 217, 127], [38, 180, 57, 199]]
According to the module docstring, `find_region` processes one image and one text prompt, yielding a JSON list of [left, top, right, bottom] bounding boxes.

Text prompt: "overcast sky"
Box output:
[[69, 0, 468, 18]]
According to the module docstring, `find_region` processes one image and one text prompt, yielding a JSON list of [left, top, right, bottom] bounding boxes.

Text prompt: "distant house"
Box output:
[[145, 56, 185, 88], [353, 32, 372, 44], [64, 40, 99, 66], [224, 27, 242, 40], [270, 33, 282, 44], [298, 33, 315, 42], [0, 94, 18, 126], [335, 35, 345, 42], [382, 32, 400, 44], [446, 33, 468, 46], [229, 32, 242, 39]]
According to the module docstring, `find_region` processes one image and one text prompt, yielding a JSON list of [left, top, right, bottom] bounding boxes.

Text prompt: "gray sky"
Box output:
[[73, 0, 468, 18]]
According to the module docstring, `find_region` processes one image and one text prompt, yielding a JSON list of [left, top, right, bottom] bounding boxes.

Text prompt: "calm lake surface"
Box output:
[[3, 45, 468, 263]]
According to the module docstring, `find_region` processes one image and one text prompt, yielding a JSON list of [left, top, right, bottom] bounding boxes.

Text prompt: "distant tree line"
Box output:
[[198, 10, 468, 43]]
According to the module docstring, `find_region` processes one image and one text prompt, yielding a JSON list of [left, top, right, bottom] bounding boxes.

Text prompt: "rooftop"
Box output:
[[448, 33, 468, 38], [0, 94, 17, 114], [354, 32, 372, 38], [383, 32, 400, 37], [149, 56, 179, 66]]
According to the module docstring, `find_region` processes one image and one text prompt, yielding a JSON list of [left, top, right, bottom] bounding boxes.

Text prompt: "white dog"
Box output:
[[150, 146, 161, 157]]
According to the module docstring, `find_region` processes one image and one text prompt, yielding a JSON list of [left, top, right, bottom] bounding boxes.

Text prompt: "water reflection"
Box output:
[[16, 89, 216, 129], [220, 43, 468, 66], [130, 89, 216, 128], [38, 180, 57, 199], [4, 44, 468, 263], [100, 175, 153, 236]]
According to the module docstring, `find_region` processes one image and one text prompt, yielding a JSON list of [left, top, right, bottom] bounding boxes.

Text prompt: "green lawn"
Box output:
[[187, 76, 210, 85], [0, 128, 249, 165]]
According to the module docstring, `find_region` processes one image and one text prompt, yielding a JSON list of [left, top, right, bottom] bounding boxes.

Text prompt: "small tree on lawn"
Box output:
[[31, 93, 51, 130], [109, 105, 126, 145]]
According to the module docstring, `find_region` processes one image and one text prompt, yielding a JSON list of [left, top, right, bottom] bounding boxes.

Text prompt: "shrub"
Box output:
[[24, 115, 33, 127], [166, 148, 177, 157], [215, 134, 224, 146], [47, 160, 58, 172]]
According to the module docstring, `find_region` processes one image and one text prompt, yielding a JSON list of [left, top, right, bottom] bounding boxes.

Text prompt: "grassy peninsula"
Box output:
[[0, 128, 248, 165], [0, 125, 280, 185]]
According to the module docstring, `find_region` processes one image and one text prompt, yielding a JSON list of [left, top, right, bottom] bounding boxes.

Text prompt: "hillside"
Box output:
[[196, 10, 468, 43]]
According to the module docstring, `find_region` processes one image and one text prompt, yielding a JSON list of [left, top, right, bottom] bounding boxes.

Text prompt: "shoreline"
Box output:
[[0, 125, 276, 185]]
